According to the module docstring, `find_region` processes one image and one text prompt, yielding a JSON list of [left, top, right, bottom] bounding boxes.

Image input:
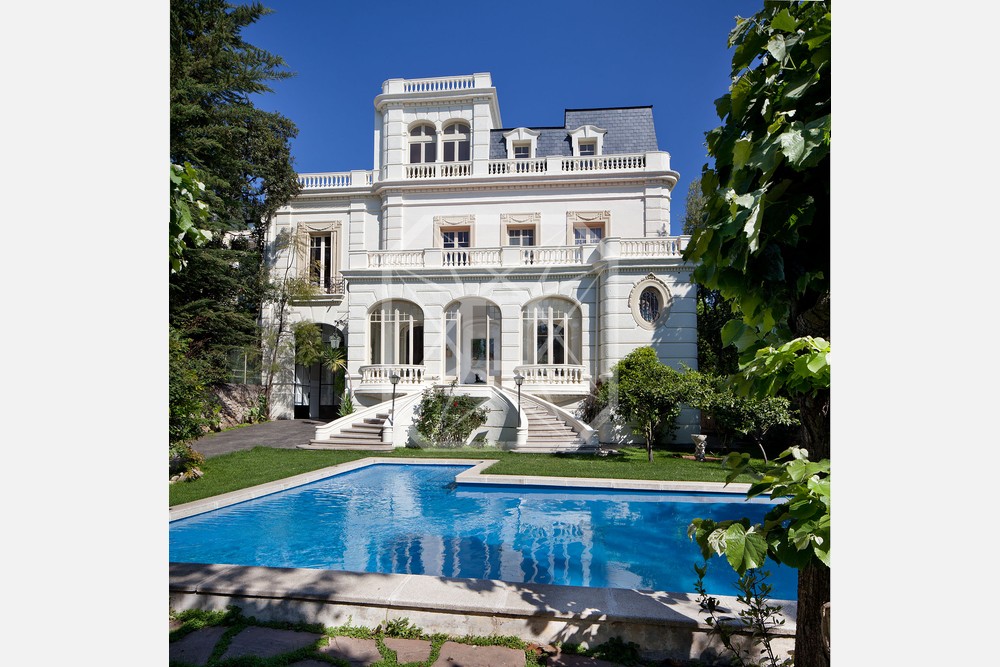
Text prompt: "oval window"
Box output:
[[639, 287, 660, 323]]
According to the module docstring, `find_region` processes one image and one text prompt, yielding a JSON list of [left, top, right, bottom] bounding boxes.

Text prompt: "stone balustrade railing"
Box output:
[[362, 238, 689, 270], [369, 250, 425, 268], [297, 171, 374, 189], [297, 152, 671, 190], [618, 237, 688, 257], [359, 365, 426, 384], [382, 74, 480, 93], [514, 365, 586, 385], [488, 159, 547, 175]]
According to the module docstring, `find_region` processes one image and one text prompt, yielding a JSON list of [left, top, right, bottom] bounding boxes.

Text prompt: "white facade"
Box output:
[[264, 73, 698, 445]]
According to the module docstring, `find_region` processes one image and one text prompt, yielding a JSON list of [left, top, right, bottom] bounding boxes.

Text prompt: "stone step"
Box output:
[[330, 429, 382, 440], [305, 440, 394, 451], [349, 423, 384, 432]]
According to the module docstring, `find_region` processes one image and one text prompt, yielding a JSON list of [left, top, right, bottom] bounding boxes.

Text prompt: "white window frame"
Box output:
[[408, 123, 438, 164], [503, 127, 540, 159], [568, 125, 607, 156], [442, 121, 471, 162]]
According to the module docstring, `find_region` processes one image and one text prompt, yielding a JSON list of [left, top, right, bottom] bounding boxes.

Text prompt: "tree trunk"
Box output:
[[796, 389, 830, 461], [794, 559, 831, 667]]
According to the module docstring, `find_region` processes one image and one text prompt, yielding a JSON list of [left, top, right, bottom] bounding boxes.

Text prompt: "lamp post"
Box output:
[[514, 373, 523, 427], [389, 372, 400, 425]]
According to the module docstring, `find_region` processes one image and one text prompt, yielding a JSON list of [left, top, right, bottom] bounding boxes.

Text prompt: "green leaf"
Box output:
[[733, 137, 753, 170], [766, 35, 787, 64], [779, 128, 805, 166], [723, 523, 768, 574], [770, 8, 799, 32]]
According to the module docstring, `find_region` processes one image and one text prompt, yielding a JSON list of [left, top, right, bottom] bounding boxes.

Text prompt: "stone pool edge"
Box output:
[[169, 458, 794, 662], [169, 457, 754, 521]]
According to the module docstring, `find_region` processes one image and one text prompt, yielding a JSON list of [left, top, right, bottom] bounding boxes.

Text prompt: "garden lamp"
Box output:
[[389, 372, 400, 425], [514, 373, 523, 427]]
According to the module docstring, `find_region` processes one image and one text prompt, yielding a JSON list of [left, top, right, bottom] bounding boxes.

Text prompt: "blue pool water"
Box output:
[[170, 463, 796, 600]]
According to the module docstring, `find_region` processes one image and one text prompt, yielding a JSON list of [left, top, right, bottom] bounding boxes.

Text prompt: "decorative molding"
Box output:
[[567, 211, 610, 223], [433, 215, 475, 226], [500, 212, 540, 225]]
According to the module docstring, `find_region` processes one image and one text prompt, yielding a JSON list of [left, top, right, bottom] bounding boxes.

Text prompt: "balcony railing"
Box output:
[[514, 365, 586, 385], [359, 365, 426, 385], [296, 151, 672, 190], [362, 237, 687, 270]]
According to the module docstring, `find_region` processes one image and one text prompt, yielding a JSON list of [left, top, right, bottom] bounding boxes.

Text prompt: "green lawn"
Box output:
[[169, 445, 758, 507]]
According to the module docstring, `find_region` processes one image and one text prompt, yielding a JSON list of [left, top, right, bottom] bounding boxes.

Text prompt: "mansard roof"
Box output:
[[489, 106, 657, 159]]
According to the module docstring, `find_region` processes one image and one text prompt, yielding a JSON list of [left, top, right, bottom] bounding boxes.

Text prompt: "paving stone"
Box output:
[[384, 637, 433, 664], [288, 661, 333, 667], [431, 641, 525, 667], [220, 627, 323, 661], [317, 636, 383, 666], [546, 653, 626, 667], [169, 626, 227, 666]]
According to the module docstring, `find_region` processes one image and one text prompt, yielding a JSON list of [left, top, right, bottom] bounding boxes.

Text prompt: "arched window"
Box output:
[[521, 297, 582, 366], [408, 124, 437, 164], [442, 122, 470, 162], [369, 300, 424, 365]]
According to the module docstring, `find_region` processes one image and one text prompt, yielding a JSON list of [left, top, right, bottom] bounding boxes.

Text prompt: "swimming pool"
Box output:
[[169, 462, 796, 600]]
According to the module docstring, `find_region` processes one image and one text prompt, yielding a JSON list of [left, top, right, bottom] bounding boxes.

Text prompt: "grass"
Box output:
[[169, 445, 760, 507], [169, 606, 698, 666], [169, 607, 547, 667]]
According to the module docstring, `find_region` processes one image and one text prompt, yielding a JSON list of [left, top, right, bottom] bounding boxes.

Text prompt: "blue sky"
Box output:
[[238, 0, 761, 235]]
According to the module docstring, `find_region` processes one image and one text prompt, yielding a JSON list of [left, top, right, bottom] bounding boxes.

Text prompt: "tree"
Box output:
[[170, 0, 299, 236], [682, 2, 831, 664], [169, 0, 300, 418], [599, 347, 691, 462], [681, 177, 708, 236], [684, 177, 739, 377]]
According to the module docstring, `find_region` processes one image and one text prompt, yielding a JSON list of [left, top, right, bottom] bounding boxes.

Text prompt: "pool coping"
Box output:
[[169, 457, 754, 520], [169, 458, 795, 661]]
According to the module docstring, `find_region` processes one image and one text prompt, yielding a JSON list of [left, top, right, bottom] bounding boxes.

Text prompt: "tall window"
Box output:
[[442, 122, 470, 162], [409, 123, 437, 163], [369, 301, 424, 365], [309, 235, 333, 290], [521, 298, 582, 367]]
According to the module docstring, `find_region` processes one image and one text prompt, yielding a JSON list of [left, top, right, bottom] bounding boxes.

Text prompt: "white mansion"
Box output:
[[265, 73, 698, 451]]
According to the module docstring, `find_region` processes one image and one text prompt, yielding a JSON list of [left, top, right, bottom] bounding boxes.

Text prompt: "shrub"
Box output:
[[413, 382, 488, 448], [170, 327, 220, 444]]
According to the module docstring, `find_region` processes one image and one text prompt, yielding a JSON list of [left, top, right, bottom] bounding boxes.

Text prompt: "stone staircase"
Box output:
[[307, 412, 394, 450], [518, 400, 591, 453]]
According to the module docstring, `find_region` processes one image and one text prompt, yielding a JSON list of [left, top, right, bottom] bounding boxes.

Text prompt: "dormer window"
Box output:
[[568, 125, 607, 157], [409, 123, 437, 163], [443, 122, 470, 162], [503, 127, 540, 160]]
